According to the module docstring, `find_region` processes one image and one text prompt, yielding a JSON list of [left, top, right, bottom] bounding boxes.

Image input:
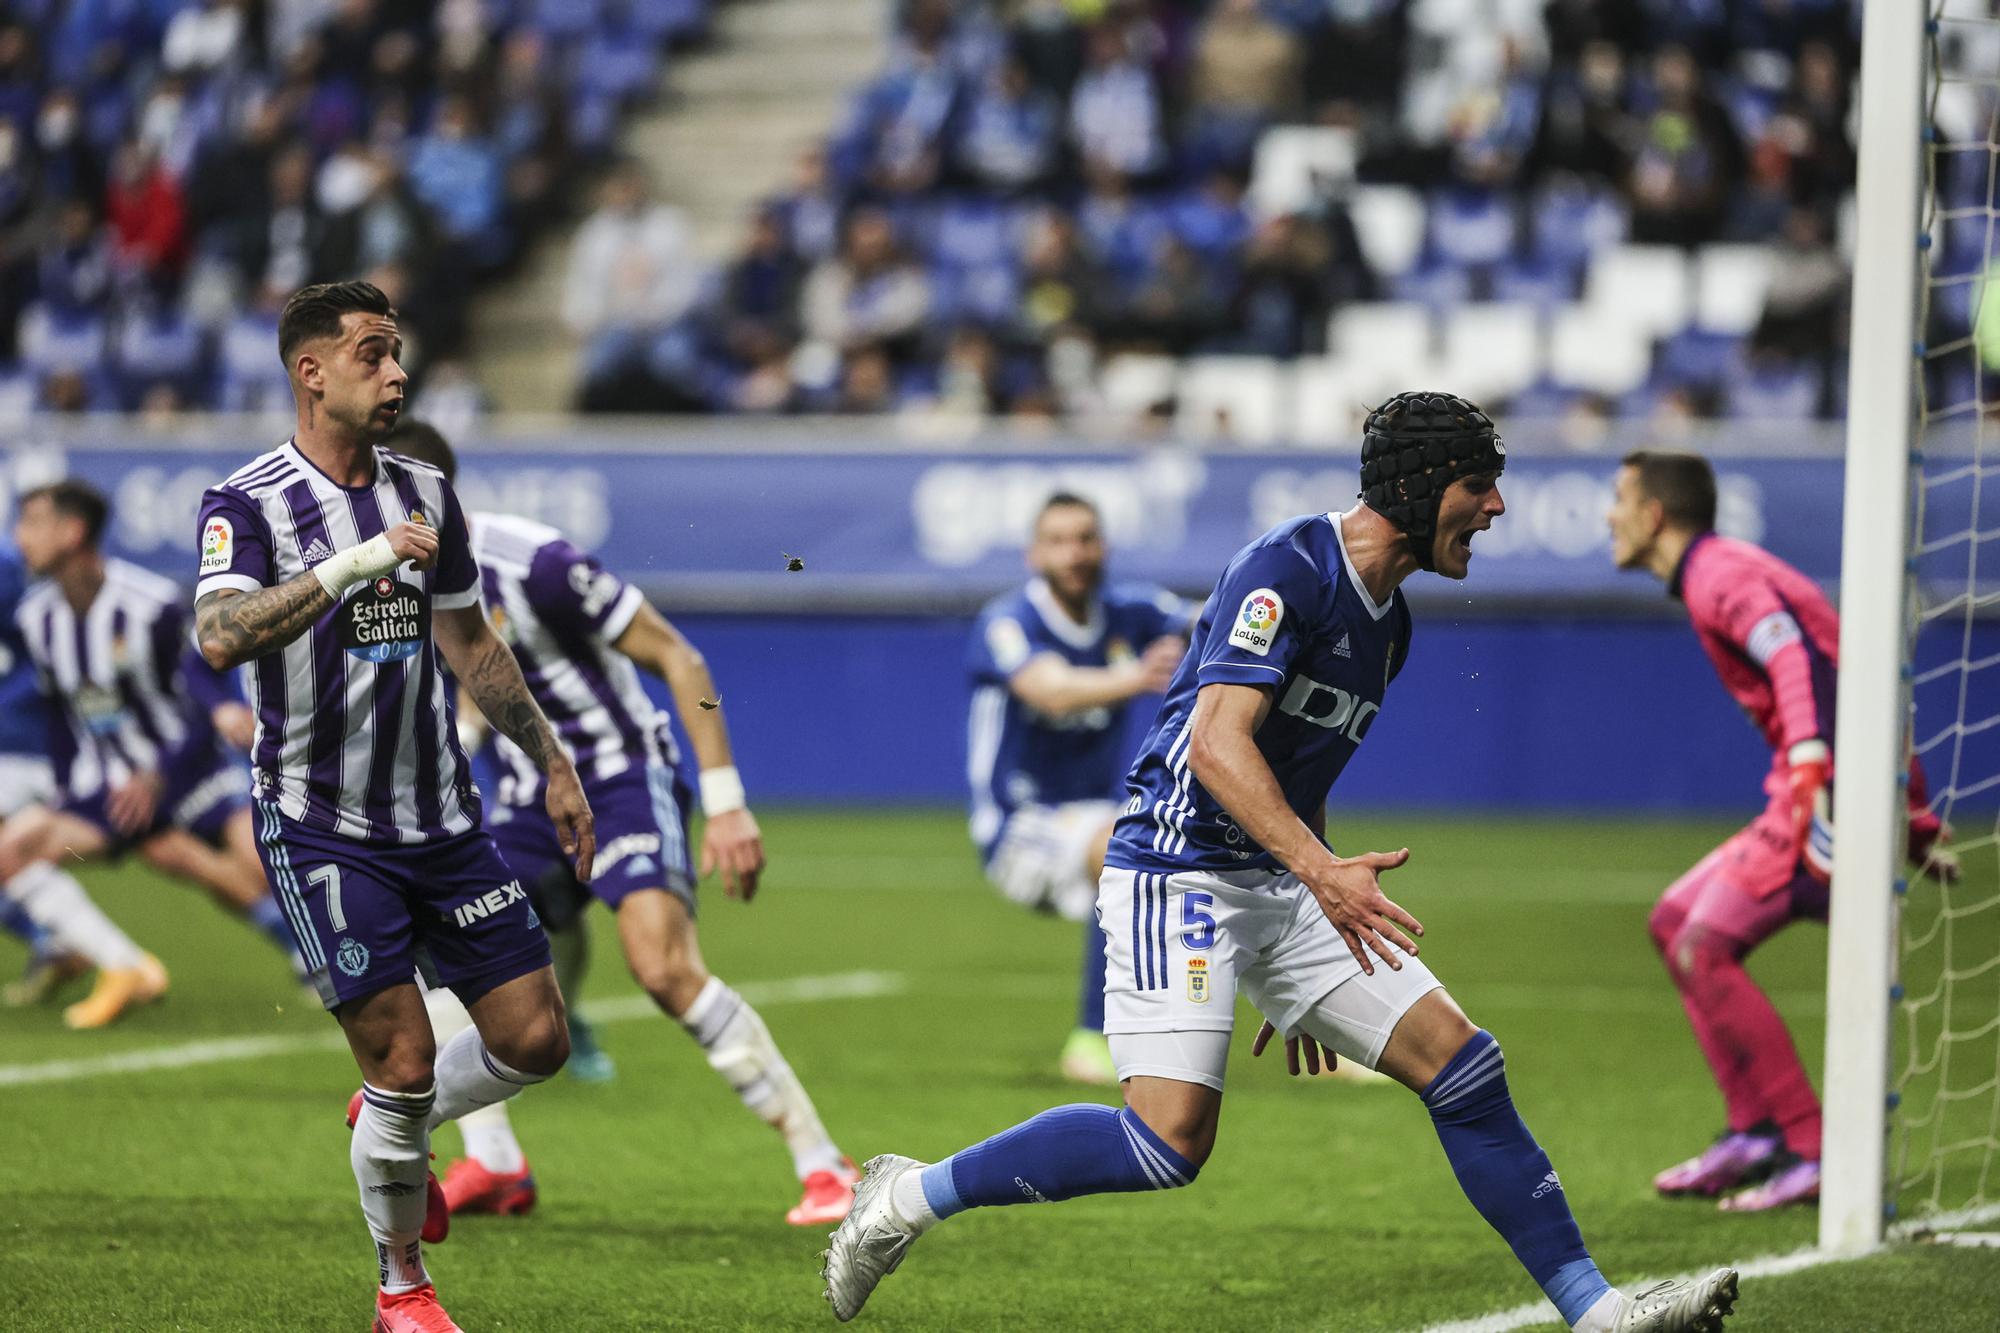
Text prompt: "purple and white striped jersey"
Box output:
[[17, 559, 213, 800], [470, 512, 679, 808], [194, 440, 483, 844]]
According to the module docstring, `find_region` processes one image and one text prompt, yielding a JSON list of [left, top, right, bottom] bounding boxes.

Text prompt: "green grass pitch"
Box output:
[[1, 810, 1994, 1331]]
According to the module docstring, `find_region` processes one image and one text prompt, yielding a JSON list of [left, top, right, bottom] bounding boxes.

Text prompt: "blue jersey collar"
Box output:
[[1025, 577, 1106, 650], [1330, 512, 1392, 622]]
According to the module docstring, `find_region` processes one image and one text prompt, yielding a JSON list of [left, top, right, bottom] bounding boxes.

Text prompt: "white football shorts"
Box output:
[[1098, 864, 1441, 1091], [985, 800, 1119, 922], [0, 753, 55, 820]]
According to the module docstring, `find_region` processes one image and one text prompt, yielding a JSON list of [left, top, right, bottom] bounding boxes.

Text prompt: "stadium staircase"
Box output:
[[468, 0, 890, 413]]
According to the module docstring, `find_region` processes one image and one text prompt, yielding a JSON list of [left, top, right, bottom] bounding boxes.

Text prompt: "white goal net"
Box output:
[[1890, 0, 2000, 1232]]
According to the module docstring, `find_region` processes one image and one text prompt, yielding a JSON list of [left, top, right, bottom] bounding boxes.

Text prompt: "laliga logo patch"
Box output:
[[1186, 956, 1210, 1004], [200, 517, 233, 573], [1228, 588, 1283, 656]]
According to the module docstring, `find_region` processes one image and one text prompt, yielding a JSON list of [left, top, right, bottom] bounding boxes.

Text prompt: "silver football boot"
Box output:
[[821, 1154, 927, 1322], [1612, 1267, 1740, 1331]]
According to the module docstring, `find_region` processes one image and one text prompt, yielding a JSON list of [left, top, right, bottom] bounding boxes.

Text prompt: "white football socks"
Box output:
[[5, 862, 146, 969], [1573, 1288, 1625, 1333], [422, 986, 528, 1174], [427, 1025, 548, 1130], [889, 1167, 940, 1234], [350, 1083, 434, 1294], [679, 975, 846, 1180]]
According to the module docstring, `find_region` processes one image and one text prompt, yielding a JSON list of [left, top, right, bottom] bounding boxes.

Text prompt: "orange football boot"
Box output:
[[62, 954, 168, 1030]]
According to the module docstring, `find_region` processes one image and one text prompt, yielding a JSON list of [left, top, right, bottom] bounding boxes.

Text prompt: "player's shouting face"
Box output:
[[294, 311, 408, 440], [1430, 470, 1505, 580], [1029, 499, 1106, 605]]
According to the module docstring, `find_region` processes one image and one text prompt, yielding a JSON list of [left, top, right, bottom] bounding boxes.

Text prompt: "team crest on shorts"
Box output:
[[1186, 957, 1210, 1004], [335, 937, 371, 978]]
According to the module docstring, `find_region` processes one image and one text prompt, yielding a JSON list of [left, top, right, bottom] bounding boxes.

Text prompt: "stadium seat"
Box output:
[[1725, 359, 1821, 419], [1247, 126, 1359, 219], [1493, 256, 1579, 310], [1290, 357, 1367, 444], [1329, 304, 1434, 393], [1548, 306, 1651, 395], [1347, 186, 1426, 279], [1176, 356, 1286, 445], [114, 308, 209, 407], [1655, 329, 1745, 389], [17, 303, 108, 375], [1531, 186, 1627, 270], [1694, 245, 1776, 335], [1098, 352, 1180, 420], [1429, 189, 1517, 269], [1392, 261, 1474, 313], [1440, 304, 1543, 404], [1585, 245, 1692, 340]]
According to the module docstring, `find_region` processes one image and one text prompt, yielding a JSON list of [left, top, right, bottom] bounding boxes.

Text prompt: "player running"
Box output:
[[968, 492, 1187, 1084], [824, 393, 1739, 1331], [193, 281, 592, 1333], [388, 420, 859, 1229], [0, 481, 303, 1028], [0, 529, 159, 1020], [1607, 450, 1955, 1212]]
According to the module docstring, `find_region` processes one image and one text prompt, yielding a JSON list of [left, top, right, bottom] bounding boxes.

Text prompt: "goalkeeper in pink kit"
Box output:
[[1608, 451, 1956, 1213]]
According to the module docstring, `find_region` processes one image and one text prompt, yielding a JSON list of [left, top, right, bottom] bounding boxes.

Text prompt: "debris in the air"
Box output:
[[782, 552, 805, 571], [698, 695, 721, 711]]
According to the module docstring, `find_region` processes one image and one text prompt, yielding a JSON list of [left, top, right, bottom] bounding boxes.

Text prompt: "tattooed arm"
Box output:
[[195, 576, 336, 670], [195, 519, 439, 670], [434, 604, 595, 880]]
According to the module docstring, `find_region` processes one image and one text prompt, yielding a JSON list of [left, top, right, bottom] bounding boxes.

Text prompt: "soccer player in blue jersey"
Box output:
[[967, 493, 1187, 1083], [825, 393, 1740, 1331], [194, 282, 592, 1333], [388, 420, 859, 1230]]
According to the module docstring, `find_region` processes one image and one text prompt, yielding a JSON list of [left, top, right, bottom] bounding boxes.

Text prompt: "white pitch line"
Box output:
[[1418, 1203, 2000, 1333], [0, 969, 905, 1090]]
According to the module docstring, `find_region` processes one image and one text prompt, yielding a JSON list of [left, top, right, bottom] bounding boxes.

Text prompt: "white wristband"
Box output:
[[1788, 739, 1830, 767], [312, 533, 402, 599], [699, 765, 747, 817]]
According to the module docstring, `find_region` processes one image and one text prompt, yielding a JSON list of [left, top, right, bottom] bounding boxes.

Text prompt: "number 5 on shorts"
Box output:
[[1181, 891, 1215, 951], [309, 864, 346, 930]]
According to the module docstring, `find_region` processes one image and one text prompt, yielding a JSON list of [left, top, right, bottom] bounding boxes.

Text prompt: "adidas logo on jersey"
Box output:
[[1532, 1171, 1564, 1200], [301, 538, 335, 566], [1333, 632, 1352, 658]]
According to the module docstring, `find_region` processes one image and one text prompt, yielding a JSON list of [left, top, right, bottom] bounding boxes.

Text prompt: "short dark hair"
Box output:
[[19, 480, 110, 547], [278, 281, 396, 367], [1621, 449, 1717, 533], [385, 419, 457, 482], [1037, 491, 1099, 523]]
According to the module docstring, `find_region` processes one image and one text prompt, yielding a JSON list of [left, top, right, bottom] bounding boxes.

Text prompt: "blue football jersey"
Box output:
[[0, 544, 50, 758], [1106, 512, 1411, 875], [967, 577, 1190, 860]]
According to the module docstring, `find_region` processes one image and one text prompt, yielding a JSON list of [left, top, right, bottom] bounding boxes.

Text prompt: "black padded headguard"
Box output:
[[1358, 390, 1506, 571]]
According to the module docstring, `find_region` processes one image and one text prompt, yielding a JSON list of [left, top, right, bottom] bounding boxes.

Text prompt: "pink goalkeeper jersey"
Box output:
[[1673, 533, 1837, 765]]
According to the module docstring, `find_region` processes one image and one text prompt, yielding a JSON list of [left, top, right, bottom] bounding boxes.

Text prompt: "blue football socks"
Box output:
[[1423, 1030, 1611, 1327], [921, 1103, 1197, 1218]]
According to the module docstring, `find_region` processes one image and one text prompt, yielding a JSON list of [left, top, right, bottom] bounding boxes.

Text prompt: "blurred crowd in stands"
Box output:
[[0, 0, 708, 422], [572, 0, 1898, 430], [3, 0, 1995, 436]]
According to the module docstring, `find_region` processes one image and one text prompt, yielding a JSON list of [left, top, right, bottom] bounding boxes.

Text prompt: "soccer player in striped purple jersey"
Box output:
[[0, 481, 300, 1028], [824, 394, 1739, 1332], [388, 420, 859, 1231], [192, 282, 593, 1333]]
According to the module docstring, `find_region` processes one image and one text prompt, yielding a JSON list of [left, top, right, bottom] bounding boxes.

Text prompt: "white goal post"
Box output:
[[1820, 0, 1925, 1256]]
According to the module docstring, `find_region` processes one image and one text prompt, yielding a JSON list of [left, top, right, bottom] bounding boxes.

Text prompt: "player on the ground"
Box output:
[[1607, 450, 1955, 1213], [967, 492, 1187, 1083], [0, 529, 158, 1016], [824, 393, 1739, 1332], [389, 420, 859, 1229], [193, 281, 593, 1333], [0, 481, 304, 1028]]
